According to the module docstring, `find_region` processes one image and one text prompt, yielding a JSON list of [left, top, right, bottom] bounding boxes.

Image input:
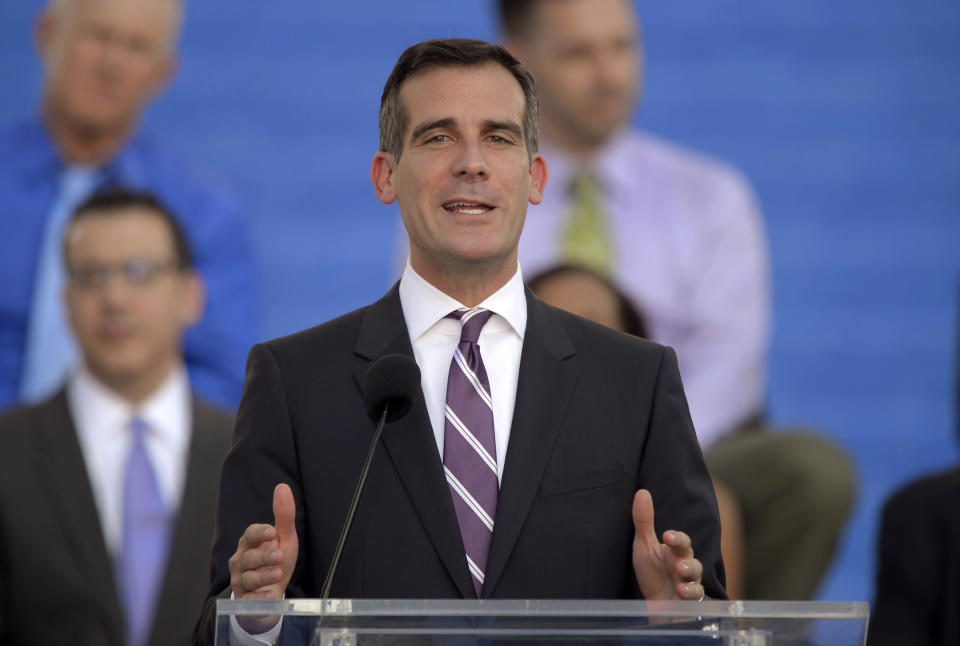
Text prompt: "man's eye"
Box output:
[[85, 26, 113, 45], [125, 260, 153, 284], [488, 135, 513, 145], [126, 37, 155, 56], [425, 134, 450, 144], [557, 45, 593, 63]]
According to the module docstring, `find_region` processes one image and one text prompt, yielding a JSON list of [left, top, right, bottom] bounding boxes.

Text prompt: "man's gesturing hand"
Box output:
[[631, 488, 705, 601], [229, 483, 299, 601]]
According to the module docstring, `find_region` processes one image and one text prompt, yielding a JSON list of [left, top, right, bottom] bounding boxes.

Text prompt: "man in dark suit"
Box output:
[[0, 188, 233, 646], [198, 38, 724, 644]]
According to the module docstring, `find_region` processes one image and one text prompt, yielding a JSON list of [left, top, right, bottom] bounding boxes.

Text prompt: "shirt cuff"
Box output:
[[227, 591, 283, 646]]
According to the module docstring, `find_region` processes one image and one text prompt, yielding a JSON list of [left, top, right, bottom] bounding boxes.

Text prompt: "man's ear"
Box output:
[[180, 270, 205, 328], [148, 54, 178, 101], [34, 7, 58, 62], [370, 152, 398, 205], [528, 152, 549, 205]]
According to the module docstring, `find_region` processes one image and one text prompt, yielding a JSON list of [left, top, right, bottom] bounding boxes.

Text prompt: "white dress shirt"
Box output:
[[518, 130, 771, 448], [68, 363, 193, 556], [399, 260, 527, 480]]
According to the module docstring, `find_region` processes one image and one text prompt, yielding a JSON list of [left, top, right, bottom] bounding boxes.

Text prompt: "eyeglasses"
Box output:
[[67, 259, 182, 290]]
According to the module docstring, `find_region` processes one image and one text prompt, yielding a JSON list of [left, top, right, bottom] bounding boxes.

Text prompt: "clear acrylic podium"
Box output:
[[216, 599, 869, 645]]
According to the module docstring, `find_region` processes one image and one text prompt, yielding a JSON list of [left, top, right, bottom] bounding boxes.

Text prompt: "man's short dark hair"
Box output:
[[527, 264, 648, 338], [378, 37, 539, 160], [65, 187, 194, 270], [496, 0, 541, 38]]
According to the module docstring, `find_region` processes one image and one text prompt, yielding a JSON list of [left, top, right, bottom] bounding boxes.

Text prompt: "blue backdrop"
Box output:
[[2, 0, 958, 603]]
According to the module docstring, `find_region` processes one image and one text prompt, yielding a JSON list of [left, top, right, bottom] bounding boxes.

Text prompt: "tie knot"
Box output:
[[568, 171, 602, 198], [448, 308, 493, 344], [129, 416, 148, 441], [59, 166, 99, 195]]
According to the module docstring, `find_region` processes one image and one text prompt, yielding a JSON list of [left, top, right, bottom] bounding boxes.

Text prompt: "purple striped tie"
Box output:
[[443, 308, 498, 597]]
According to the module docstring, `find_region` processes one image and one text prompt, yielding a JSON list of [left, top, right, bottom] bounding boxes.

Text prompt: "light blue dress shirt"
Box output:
[[0, 116, 261, 412]]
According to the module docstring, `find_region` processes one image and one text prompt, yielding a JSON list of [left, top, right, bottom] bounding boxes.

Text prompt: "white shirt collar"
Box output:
[[69, 362, 192, 452], [398, 259, 528, 342], [66, 362, 193, 555]]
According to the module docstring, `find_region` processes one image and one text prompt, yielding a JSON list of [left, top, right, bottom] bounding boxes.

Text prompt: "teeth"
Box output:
[[444, 201, 489, 214]]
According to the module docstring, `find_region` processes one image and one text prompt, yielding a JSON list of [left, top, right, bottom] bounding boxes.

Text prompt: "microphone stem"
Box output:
[[320, 404, 389, 600]]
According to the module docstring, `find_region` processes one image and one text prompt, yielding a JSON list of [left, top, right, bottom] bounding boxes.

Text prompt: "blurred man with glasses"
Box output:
[[0, 188, 233, 646]]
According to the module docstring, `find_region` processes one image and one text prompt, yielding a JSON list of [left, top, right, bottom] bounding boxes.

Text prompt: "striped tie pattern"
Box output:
[[443, 308, 498, 597]]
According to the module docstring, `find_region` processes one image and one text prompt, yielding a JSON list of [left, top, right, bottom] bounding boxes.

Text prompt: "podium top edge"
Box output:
[[216, 598, 869, 619]]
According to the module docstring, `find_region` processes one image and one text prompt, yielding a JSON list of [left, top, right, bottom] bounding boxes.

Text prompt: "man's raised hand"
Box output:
[[631, 488, 705, 601], [228, 483, 299, 632]]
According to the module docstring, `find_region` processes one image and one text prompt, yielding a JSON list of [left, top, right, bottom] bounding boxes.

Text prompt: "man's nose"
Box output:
[[99, 271, 133, 305], [452, 141, 489, 180], [93, 34, 127, 77], [593, 45, 633, 88]]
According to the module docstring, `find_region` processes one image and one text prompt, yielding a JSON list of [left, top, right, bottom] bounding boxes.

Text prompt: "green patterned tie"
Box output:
[[559, 172, 614, 275]]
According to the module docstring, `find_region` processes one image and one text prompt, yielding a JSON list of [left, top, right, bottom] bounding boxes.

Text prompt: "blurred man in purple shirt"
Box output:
[[498, 0, 854, 600]]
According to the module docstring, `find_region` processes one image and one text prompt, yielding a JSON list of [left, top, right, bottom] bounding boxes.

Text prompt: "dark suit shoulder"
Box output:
[[248, 286, 406, 392], [189, 396, 235, 467], [191, 395, 235, 433], [547, 302, 669, 364], [0, 403, 49, 482], [267, 305, 368, 356], [882, 467, 960, 528], [0, 401, 37, 437], [0, 395, 63, 449], [241, 307, 370, 408]]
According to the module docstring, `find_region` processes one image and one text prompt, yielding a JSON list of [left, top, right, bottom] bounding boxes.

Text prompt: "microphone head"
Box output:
[[363, 354, 421, 423]]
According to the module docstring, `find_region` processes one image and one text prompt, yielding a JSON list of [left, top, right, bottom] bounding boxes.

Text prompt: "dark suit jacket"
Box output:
[[868, 467, 960, 646], [197, 286, 724, 643], [0, 388, 233, 646]]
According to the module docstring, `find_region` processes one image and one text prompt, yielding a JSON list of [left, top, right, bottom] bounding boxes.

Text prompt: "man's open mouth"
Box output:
[[442, 200, 493, 215]]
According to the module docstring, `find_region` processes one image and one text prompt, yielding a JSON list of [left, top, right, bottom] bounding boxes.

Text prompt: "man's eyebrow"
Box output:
[[410, 118, 456, 143], [483, 120, 523, 140]]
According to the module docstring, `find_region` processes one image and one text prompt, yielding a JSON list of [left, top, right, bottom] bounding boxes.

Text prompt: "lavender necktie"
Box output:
[[443, 308, 498, 597], [116, 417, 173, 646]]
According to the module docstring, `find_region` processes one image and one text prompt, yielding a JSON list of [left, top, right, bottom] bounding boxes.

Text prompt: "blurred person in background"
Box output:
[[0, 0, 258, 412], [498, 0, 855, 600], [867, 283, 960, 645], [0, 188, 234, 646], [868, 466, 960, 645]]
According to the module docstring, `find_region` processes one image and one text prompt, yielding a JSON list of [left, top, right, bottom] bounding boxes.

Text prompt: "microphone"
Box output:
[[362, 354, 421, 423], [319, 354, 421, 599]]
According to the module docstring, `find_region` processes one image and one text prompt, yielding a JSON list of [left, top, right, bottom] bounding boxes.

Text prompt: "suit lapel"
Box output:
[[149, 399, 229, 646], [352, 285, 475, 599], [37, 390, 125, 643], [482, 291, 578, 597]]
